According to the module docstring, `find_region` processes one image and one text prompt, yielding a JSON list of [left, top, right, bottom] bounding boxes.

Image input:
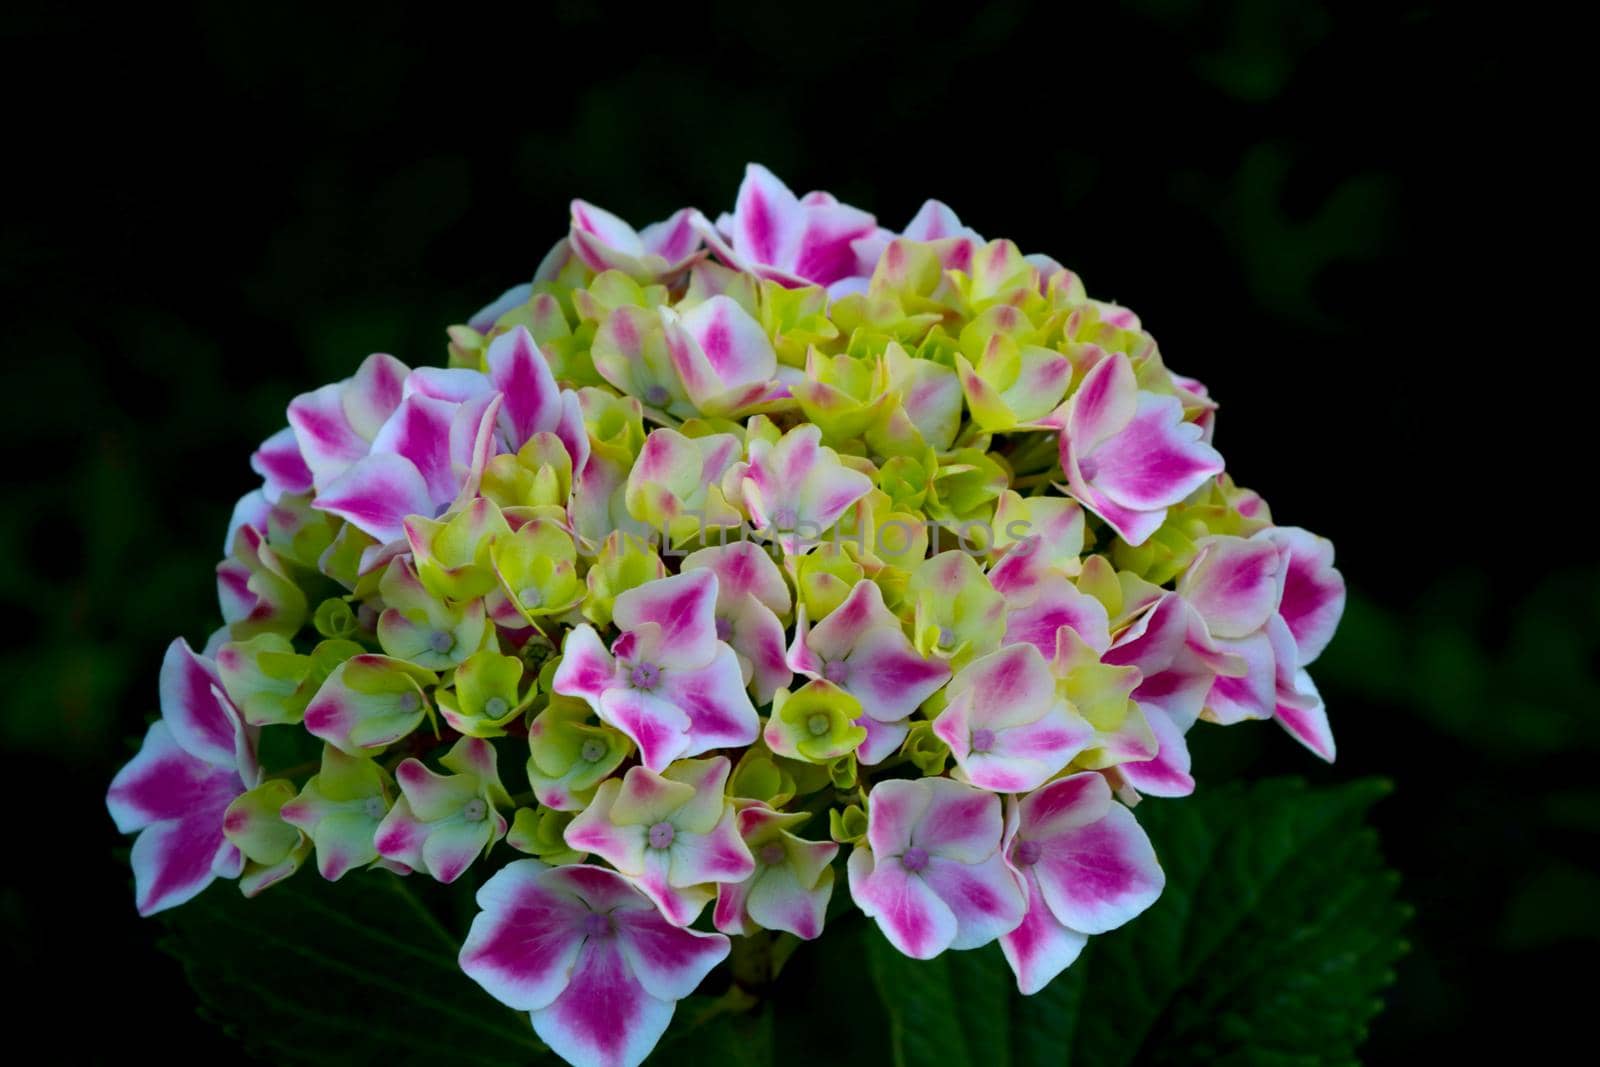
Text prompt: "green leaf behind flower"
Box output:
[[161, 873, 549, 1064]]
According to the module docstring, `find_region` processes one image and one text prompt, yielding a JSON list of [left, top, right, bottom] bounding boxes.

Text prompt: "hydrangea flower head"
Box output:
[[108, 162, 1351, 1067]]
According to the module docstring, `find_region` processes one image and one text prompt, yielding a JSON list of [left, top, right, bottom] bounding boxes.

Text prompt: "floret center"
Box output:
[[630, 662, 662, 691]]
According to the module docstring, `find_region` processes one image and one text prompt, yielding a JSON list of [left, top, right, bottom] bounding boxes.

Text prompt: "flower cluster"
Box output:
[[110, 163, 1346, 1067]]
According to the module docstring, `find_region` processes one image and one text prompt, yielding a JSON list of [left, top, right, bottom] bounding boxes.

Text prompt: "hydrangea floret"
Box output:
[[109, 162, 1350, 1067]]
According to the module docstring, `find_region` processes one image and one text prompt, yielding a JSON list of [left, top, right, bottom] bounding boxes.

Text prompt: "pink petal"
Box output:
[[107, 722, 242, 834], [129, 808, 238, 916], [792, 202, 879, 286], [949, 704, 1094, 794], [563, 789, 649, 875], [656, 646, 760, 759], [677, 295, 777, 394], [486, 325, 562, 450], [1276, 667, 1335, 762], [1107, 594, 1217, 730], [726, 594, 793, 704], [599, 688, 693, 774], [844, 627, 950, 722], [406, 366, 493, 403], [1179, 536, 1284, 640], [614, 904, 731, 999], [943, 643, 1056, 728], [1204, 632, 1277, 724], [1116, 705, 1196, 798], [746, 863, 833, 940], [804, 579, 896, 662], [1025, 779, 1164, 935], [372, 798, 428, 870], [1003, 577, 1112, 656], [903, 199, 975, 242], [863, 777, 931, 857], [847, 847, 958, 960], [250, 427, 313, 502], [288, 383, 368, 488], [1065, 350, 1138, 455], [730, 163, 805, 272], [1082, 393, 1224, 512], [713, 878, 754, 936], [571, 199, 646, 261], [682, 542, 790, 614], [911, 778, 1005, 864], [639, 208, 701, 264], [554, 390, 591, 478], [613, 571, 720, 670], [552, 625, 617, 706], [369, 394, 460, 508], [1064, 472, 1169, 548], [533, 937, 674, 1067], [667, 809, 756, 887], [921, 852, 1027, 949], [459, 859, 590, 1011], [159, 638, 245, 770], [1015, 771, 1109, 834], [999, 868, 1089, 995], [313, 452, 434, 544], [1261, 526, 1345, 665], [341, 352, 410, 441], [855, 715, 909, 765], [223, 490, 272, 557]]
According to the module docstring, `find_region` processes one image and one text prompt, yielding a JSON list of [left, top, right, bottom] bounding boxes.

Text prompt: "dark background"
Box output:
[[3, 1, 1582, 1060]]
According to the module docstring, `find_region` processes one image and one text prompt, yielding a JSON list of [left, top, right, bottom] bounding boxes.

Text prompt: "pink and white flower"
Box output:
[[739, 424, 874, 555], [568, 200, 703, 281], [1056, 351, 1224, 546], [106, 638, 259, 915], [998, 772, 1164, 994], [552, 570, 760, 772], [713, 805, 838, 939], [694, 163, 878, 290], [563, 757, 754, 927], [285, 328, 587, 545], [659, 296, 786, 417], [459, 859, 730, 1067], [681, 542, 794, 704], [1179, 530, 1344, 761], [835, 199, 986, 296], [1103, 593, 1235, 797], [788, 579, 950, 764], [372, 737, 509, 883], [934, 643, 1094, 793], [848, 777, 1026, 959]]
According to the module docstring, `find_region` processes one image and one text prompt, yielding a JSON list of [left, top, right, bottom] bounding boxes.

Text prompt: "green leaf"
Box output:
[[161, 872, 553, 1065], [866, 778, 1406, 1067]]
